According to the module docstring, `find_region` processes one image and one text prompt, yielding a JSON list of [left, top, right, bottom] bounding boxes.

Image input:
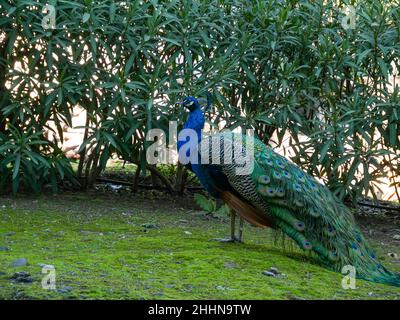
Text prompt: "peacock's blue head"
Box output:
[[181, 96, 200, 112]]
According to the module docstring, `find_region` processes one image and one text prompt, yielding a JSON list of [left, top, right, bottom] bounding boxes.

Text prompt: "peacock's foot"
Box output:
[[210, 236, 243, 243]]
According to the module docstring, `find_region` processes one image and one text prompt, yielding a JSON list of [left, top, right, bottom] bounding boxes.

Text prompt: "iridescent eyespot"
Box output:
[[276, 160, 285, 168], [295, 221, 305, 231], [276, 187, 285, 197], [258, 175, 271, 185], [266, 187, 276, 197], [329, 251, 339, 261], [259, 186, 276, 197], [266, 159, 274, 166], [283, 171, 291, 179], [273, 171, 282, 180], [294, 183, 302, 192], [326, 225, 336, 236], [302, 240, 312, 250]]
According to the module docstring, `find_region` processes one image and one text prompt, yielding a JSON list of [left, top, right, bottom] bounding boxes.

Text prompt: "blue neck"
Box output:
[[177, 106, 228, 197], [177, 107, 205, 153], [184, 107, 204, 134]]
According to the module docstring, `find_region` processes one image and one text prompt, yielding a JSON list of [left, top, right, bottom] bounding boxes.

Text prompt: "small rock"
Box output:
[[165, 284, 174, 289], [154, 290, 164, 296], [182, 284, 194, 292], [368, 292, 374, 296], [178, 219, 189, 223], [263, 267, 285, 278], [224, 262, 237, 269], [0, 246, 10, 251], [12, 258, 28, 267], [269, 267, 280, 275], [184, 231, 192, 235], [10, 272, 33, 283], [388, 253, 398, 259], [141, 223, 156, 229], [393, 235, 400, 241], [216, 285, 227, 291], [262, 271, 277, 277], [57, 286, 72, 294]]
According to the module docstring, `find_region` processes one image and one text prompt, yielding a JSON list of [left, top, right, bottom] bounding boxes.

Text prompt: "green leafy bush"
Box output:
[[0, 125, 76, 193], [0, 0, 399, 200]]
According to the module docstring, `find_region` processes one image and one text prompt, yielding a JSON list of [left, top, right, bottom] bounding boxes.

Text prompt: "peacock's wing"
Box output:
[[198, 132, 399, 286]]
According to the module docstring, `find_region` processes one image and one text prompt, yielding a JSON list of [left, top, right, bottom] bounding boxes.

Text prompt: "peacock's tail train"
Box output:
[[268, 203, 400, 287], [199, 132, 400, 287]]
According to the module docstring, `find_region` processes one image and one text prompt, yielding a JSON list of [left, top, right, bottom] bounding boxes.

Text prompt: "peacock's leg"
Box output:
[[230, 210, 236, 240], [237, 217, 244, 242], [211, 210, 243, 243]]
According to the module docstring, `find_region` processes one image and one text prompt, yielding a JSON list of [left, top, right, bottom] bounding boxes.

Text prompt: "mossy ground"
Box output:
[[0, 192, 399, 300]]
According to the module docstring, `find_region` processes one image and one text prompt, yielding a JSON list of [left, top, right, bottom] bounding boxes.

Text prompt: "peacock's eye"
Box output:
[[186, 101, 194, 106]]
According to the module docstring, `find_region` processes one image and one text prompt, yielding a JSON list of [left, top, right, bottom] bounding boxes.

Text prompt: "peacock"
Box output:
[[177, 96, 400, 287]]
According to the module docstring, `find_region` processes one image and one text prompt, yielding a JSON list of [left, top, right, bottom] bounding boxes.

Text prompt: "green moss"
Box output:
[[0, 193, 399, 300]]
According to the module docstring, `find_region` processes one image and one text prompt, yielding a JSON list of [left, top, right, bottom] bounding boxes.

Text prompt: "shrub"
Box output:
[[0, 0, 399, 200]]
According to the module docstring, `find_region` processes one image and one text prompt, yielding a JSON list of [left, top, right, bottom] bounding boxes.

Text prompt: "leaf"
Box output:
[[377, 58, 389, 78], [319, 141, 332, 162], [241, 63, 256, 84], [82, 13, 90, 23], [194, 194, 216, 213], [160, 37, 181, 47], [109, 3, 116, 23], [124, 54, 135, 77], [8, 7, 16, 15], [12, 154, 20, 180]]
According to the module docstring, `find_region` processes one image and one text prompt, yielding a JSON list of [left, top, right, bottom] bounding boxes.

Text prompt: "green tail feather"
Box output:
[[252, 139, 400, 287], [208, 133, 400, 287]]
